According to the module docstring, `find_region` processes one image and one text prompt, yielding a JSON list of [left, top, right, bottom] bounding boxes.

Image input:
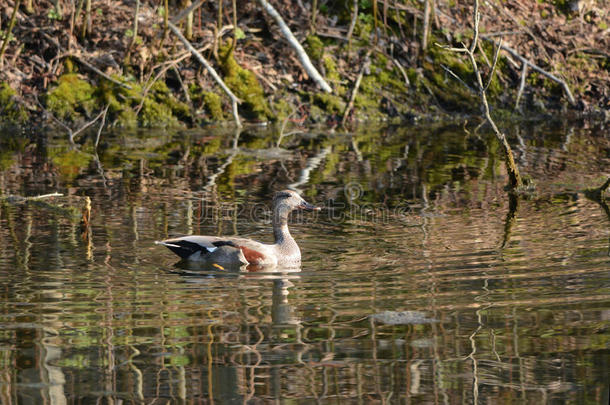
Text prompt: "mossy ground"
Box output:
[[0, 83, 28, 125], [218, 39, 271, 121], [45, 71, 191, 128]]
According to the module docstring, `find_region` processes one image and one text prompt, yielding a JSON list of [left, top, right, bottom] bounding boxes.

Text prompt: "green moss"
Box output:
[[313, 92, 345, 114], [323, 55, 346, 96], [96, 76, 189, 128], [219, 39, 271, 121], [271, 97, 294, 122], [0, 83, 28, 124], [305, 35, 325, 61], [46, 74, 96, 120], [202, 91, 224, 121]]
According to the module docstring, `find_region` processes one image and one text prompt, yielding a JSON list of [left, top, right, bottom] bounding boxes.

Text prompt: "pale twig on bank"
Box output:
[[256, 0, 332, 93], [168, 21, 242, 127], [94, 105, 110, 149], [342, 50, 372, 127]]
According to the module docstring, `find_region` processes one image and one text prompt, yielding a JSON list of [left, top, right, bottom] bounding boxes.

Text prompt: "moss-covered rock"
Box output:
[[219, 39, 271, 121], [46, 74, 96, 121], [0, 83, 28, 124]]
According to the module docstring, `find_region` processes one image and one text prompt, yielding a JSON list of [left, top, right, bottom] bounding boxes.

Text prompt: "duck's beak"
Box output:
[[298, 200, 321, 211]]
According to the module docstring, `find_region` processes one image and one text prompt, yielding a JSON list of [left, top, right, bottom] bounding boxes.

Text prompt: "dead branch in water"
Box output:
[[438, 0, 523, 189], [168, 21, 242, 127], [256, 0, 332, 93]]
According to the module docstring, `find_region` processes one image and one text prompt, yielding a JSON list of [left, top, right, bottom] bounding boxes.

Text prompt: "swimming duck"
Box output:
[[156, 190, 319, 267]]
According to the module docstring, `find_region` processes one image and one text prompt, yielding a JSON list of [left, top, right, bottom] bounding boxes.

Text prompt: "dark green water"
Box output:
[[0, 122, 608, 403]]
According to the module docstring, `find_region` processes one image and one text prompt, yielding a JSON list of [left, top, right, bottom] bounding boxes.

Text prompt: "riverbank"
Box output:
[[0, 0, 608, 129]]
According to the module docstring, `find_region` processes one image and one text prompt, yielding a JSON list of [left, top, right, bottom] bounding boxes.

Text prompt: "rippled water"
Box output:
[[0, 122, 609, 403]]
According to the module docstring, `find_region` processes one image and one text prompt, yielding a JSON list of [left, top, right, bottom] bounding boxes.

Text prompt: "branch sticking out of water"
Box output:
[[436, 0, 523, 190], [585, 178, 610, 202]]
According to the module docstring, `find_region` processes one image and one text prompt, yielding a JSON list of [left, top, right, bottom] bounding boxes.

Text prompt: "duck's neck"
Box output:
[[273, 206, 295, 245]]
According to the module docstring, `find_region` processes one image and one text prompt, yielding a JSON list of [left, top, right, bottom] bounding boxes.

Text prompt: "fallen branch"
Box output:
[[38, 30, 132, 90], [37, 97, 109, 145], [256, 0, 332, 93], [73, 55, 133, 90], [342, 50, 372, 127], [168, 21, 242, 127], [481, 37, 576, 105]]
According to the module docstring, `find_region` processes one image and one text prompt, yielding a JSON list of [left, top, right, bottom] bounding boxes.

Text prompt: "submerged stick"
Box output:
[[168, 21, 242, 127], [256, 0, 332, 93]]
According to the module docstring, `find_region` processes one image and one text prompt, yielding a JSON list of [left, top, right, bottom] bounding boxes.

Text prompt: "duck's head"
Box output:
[[273, 190, 320, 213]]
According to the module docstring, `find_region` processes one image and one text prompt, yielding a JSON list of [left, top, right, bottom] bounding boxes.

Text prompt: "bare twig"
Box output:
[[392, 58, 410, 87], [73, 55, 133, 90], [515, 62, 528, 111], [440, 64, 475, 93], [135, 46, 209, 116], [346, 0, 358, 43], [71, 106, 110, 141], [39, 31, 132, 89], [256, 0, 332, 93], [168, 21, 242, 127], [342, 50, 372, 127], [0, 0, 21, 66], [481, 37, 576, 105], [483, 38, 502, 92], [440, 0, 522, 189], [94, 105, 110, 149], [422, 0, 431, 51]]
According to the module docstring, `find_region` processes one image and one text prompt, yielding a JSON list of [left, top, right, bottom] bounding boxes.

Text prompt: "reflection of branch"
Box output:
[[501, 193, 519, 249], [584, 177, 610, 202], [203, 130, 241, 193], [584, 180, 610, 257], [288, 146, 331, 191]]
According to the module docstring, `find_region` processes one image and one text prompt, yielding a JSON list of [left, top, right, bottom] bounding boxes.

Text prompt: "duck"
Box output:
[[156, 190, 320, 267]]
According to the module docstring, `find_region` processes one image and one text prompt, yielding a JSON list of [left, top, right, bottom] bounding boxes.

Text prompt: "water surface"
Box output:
[[0, 122, 608, 403]]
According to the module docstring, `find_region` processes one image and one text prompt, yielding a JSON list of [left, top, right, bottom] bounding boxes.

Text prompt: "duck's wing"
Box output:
[[156, 235, 272, 264]]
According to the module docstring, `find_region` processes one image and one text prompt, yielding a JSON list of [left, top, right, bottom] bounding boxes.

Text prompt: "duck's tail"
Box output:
[[155, 239, 215, 260]]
